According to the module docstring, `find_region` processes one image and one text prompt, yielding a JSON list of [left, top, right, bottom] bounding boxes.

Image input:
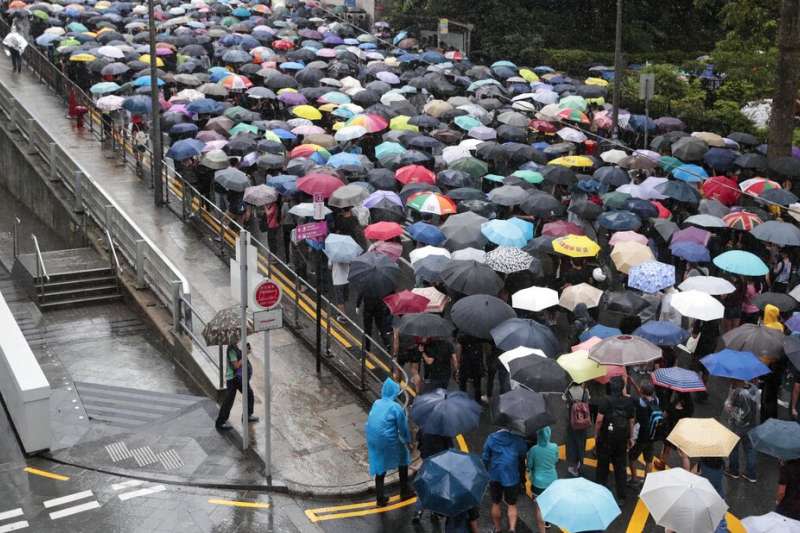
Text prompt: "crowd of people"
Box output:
[[4, 0, 800, 530]]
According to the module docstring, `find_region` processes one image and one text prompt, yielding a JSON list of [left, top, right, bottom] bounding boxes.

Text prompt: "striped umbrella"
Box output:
[[723, 211, 763, 231], [406, 192, 457, 215], [651, 367, 706, 392]]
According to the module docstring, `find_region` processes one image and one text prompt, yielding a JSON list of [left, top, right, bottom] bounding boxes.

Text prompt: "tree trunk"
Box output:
[[768, 0, 800, 161]]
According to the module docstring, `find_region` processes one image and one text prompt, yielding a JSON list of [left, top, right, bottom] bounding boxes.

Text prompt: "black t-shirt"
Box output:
[[457, 335, 483, 372], [424, 339, 453, 381], [778, 459, 800, 520], [598, 395, 635, 439]]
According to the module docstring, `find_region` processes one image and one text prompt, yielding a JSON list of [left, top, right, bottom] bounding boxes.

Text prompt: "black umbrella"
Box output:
[[451, 295, 516, 340], [437, 169, 474, 189], [410, 389, 482, 437], [491, 388, 555, 438], [722, 324, 785, 361], [447, 187, 484, 201], [759, 188, 799, 207], [769, 156, 800, 177], [521, 192, 564, 218], [508, 355, 570, 392], [671, 137, 708, 162], [784, 336, 800, 371], [413, 255, 450, 283], [594, 166, 630, 187], [734, 152, 767, 170], [490, 318, 560, 357], [568, 201, 603, 220], [347, 252, 400, 298], [656, 181, 700, 204], [603, 290, 649, 315], [752, 292, 797, 313], [751, 220, 800, 247], [728, 132, 759, 146], [542, 165, 576, 185], [440, 211, 488, 251], [441, 260, 504, 296], [397, 313, 454, 338]]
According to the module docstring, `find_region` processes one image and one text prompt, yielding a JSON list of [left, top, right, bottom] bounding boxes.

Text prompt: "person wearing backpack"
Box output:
[[724, 379, 761, 482], [563, 382, 591, 477], [527, 426, 559, 533], [595, 377, 636, 504], [627, 382, 664, 486]]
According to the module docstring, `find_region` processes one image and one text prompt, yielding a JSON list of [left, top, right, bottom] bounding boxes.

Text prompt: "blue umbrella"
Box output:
[[122, 95, 152, 114], [481, 220, 527, 248], [132, 75, 165, 88], [672, 163, 708, 182], [410, 389, 481, 437], [208, 66, 232, 82], [407, 222, 446, 246], [713, 250, 769, 276], [700, 349, 771, 380], [579, 324, 621, 342], [187, 98, 224, 114], [634, 321, 689, 346], [169, 123, 199, 136], [271, 128, 297, 141], [749, 419, 800, 460], [597, 210, 641, 231], [327, 152, 362, 169], [266, 174, 298, 195], [166, 138, 204, 161], [414, 450, 489, 517], [670, 241, 711, 262], [628, 261, 675, 293], [536, 478, 621, 532], [90, 81, 121, 95], [508, 217, 535, 241], [651, 367, 706, 392], [324, 233, 363, 263], [704, 147, 738, 172]]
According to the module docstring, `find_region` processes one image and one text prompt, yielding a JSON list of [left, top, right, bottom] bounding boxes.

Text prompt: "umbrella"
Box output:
[[640, 468, 728, 533], [751, 220, 800, 247], [407, 222, 445, 246], [551, 235, 600, 258], [579, 325, 623, 342], [383, 291, 430, 316], [413, 255, 450, 284], [651, 367, 706, 392], [411, 287, 449, 313], [410, 390, 481, 437], [491, 388, 555, 438], [752, 292, 797, 312], [214, 168, 250, 192], [589, 335, 662, 366], [451, 295, 516, 340], [722, 323, 785, 361], [499, 347, 547, 372], [610, 241, 654, 274], [666, 418, 739, 458], [202, 306, 253, 346], [507, 353, 570, 392], [413, 450, 488, 517], [557, 350, 607, 384], [634, 321, 689, 346], [297, 173, 344, 199], [481, 220, 527, 248], [490, 318, 560, 357], [598, 210, 642, 231], [328, 183, 370, 208], [511, 286, 559, 312], [559, 283, 604, 311], [242, 185, 278, 207], [440, 211, 488, 251], [700, 349, 771, 380], [749, 419, 800, 460], [396, 313, 454, 338], [485, 247, 533, 274], [677, 276, 736, 295], [628, 261, 675, 293], [670, 290, 724, 321], [742, 512, 800, 533], [288, 203, 333, 219], [536, 478, 621, 533], [324, 234, 363, 263], [441, 260, 504, 296], [723, 211, 763, 231], [364, 221, 404, 240], [670, 241, 711, 263], [347, 252, 400, 298]]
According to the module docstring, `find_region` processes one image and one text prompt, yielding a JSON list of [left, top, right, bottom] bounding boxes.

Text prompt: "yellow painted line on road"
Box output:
[[24, 467, 69, 481], [307, 494, 402, 515], [456, 434, 469, 452], [208, 498, 270, 509], [305, 495, 417, 523], [625, 499, 650, 533], [726, 513, 746, 533]]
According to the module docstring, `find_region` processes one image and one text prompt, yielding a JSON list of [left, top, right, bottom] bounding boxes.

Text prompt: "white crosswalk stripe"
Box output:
[[49, 501, 101, 520], [43, 490, 100, 521], [118, 485, 166, 501], [110, 480, 144, 491], [0, 521, 28, 533], [0, 510, 23, 522], [43, 491, 94, 509]]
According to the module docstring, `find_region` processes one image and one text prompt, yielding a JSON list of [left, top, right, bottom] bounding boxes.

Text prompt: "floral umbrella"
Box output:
[[202, 306, 253, 346]]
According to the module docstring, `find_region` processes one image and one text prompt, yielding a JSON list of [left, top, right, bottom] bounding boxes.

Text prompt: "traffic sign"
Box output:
[[295, 221, 328, 241], [254, 280, 282, 310], [639, 73, 655, 101], [253, 308, 283, 331], [439, 18, 448, 35]]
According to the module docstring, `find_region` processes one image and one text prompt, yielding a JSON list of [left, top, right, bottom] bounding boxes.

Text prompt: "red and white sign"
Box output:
[[254, 280, 282, 310]]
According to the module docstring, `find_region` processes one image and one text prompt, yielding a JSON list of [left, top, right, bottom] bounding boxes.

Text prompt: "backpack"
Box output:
[[569, 391, 592, 431], [604, 398, 632, 438], [641, 398, 666, 441]]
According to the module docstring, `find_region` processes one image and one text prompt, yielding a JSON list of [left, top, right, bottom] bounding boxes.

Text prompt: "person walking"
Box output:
[[412, 429, 453, 524], [594, 377, 635, 504], [527, 426, 559, 533], [656, 391, 694, 470], [420, 336, 456, 392], [482, 429, 528, 533], [724, 380, 761, 482], [627, 382, 665, 486], [777, 457, 800, 520], [563, 381, 591, 477], [215, 342, 259, 430], [365, 378, 412, 507]]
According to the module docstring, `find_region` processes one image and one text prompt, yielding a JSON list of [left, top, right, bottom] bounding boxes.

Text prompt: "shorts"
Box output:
[[531, 485, 545, 497], [489, 481, 519, 505], [397, 348, 421, 366], [628, 440, 656, 464], [333, 284, 349, 305]]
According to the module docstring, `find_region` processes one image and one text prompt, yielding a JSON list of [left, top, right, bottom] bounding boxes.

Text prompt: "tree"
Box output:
[[767, 0, 800, 161]]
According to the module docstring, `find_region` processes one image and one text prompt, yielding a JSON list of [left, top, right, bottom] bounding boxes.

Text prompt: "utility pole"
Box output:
[[611, 0, 623, 139], [147, 0, 163, 206]]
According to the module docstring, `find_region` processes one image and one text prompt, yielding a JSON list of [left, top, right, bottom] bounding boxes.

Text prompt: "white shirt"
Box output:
[[330, 261, 350, 286]]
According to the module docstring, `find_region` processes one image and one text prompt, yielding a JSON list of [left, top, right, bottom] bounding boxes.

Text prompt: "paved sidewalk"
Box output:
[[0, 55, 378, 495]]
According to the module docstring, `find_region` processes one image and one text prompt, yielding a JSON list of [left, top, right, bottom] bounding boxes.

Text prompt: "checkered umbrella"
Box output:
[[486, 246, 533, 274]]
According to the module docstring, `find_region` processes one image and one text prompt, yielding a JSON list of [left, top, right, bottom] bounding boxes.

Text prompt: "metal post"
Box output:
[[12, 217, 20, 259], [315, 249, 323, 374], [263, 327, 272, 485], [48, 142, 57, 181], [325, 297, 332, 357], [73, 171, 83, 213], [135, 239, 146, 289], [611, 0, 623, 139], [148, 0, 163, 207], [239, 231, 250, 450], [643, 93, 650, 149], [360, 334, 367, 391], [218, 345, 224, 390]]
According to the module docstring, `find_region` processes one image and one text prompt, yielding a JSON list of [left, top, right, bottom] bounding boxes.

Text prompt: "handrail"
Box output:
[[103, 228, 121, 275], [30, 235, 48, 282], [12, 217, 20, 259]]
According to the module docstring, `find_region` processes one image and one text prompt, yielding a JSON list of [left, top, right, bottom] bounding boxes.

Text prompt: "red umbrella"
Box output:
[[542, 220, 585, 237], [723, 211, 763, 231], [296, 173, 344, 198], [702, 176, 741, 206], [383, 290, 430, 315], [650, 200, 672, 219], [530, 119, 557, 134], [364, 221, 404, 240], [395, 164, 436, 185]]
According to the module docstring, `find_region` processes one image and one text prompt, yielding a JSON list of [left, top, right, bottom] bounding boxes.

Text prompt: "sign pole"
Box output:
[[313, 194, 324, 374], [263, 303, 272, 485], [239, 231, 249, 450]]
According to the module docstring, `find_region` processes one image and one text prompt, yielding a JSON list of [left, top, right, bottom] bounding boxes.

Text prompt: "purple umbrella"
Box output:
[[669, 241, 711, 262], [278, 92, 308, 106], [671, 226, 711, 246], [363, 190, 403, 208]]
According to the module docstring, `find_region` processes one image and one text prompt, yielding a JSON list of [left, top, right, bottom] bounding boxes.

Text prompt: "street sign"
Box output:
[[254, 280, 282, 310], [253, 308, 283, 332], [439, 18, 448, 35], [313, 193, 325, 221], [639, 73, 655, 100], [295, 221, 328, 241]]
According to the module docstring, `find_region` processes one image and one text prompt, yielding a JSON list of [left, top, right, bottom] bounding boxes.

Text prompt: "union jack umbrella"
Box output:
[[722, 211, 763, 231], [651, 367, 706, 393]]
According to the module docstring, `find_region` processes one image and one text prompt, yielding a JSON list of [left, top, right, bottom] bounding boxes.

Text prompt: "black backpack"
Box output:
[[604, 398, 631, 439]]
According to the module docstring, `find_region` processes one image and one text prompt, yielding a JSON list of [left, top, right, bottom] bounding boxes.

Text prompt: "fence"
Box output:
[[0, 18, 411, 405]]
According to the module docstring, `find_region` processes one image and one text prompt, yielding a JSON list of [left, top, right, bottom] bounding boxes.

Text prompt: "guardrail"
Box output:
[[0, 18, 412, 405]]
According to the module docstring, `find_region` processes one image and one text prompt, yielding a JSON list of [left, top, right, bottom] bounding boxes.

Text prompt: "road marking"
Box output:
[[118, 485, 166, 501], [23, 467, 68, 481], [625, 499, 650, 533], [43, 491, 94, 509], [305, 495, 416, 523], [307, 495, 402, 514], [110, 480, 144, 491], [456, 434, 469, 452], [48, 501, 101, 520], [0, 521, 28, 532], [208, 499, 270, 509], [0, 510, 23, 521]]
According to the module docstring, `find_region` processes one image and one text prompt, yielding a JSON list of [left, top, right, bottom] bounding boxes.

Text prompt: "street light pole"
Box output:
[[611, 0, 623, 140], [147, 0, 163, 206]]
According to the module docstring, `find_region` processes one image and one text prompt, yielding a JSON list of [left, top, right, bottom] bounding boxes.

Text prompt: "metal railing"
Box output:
[[12, 217, 20, 259], [31, 234, 48, 300]]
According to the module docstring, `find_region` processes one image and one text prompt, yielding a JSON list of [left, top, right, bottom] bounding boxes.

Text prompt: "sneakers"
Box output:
[[567, 466, 580, 477], [216, 422, 232, 430], [412, 511, 422, 524], [247, 415, 260, 422], [724, 469, 739, 479], [742, 474, 757, 483]]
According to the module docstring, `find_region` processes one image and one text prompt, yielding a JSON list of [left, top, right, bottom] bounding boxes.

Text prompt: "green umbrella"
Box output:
[[601, 191, 632, 210], [659, 155, 683, 172], [511, 170, 544, 184], [229, 123, 259, 136], [454, 115, 482, 131], [559, 95, 588, 112], [449, 157, 488, 179], [375, 141, 406, 161]]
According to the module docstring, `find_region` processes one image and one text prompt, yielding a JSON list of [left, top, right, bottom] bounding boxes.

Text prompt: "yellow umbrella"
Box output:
[[551, 235, 600, 258], [318, 103, 338, 112], [585, 77, 609, 87], [389, 115, 419, 132], [291, 105, 322, 120], [559, 282, 604, 311], [557, 350, 606, 383], [667, 418, 739, 458], [69, 53, 97, 62], [610, 241, 654, 274], [138, 54, 164, 67], [587, 97, 606, 106], [519, 68, 540, 83], [277, 87, 298, 94], [549, 155, 595, 168]]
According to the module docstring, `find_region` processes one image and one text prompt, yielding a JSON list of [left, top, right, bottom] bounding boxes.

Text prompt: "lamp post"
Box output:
[[147, 0, 164, 206], [611, 0, 623, 140]]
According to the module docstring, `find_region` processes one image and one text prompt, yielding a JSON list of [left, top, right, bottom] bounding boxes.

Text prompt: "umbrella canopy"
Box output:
[[751, 220, 800, 247], [536, 478, 621, 533], [722, 323, 785, 361], [752, 292, 797, 312], [741, 512, 800, 533], [410, 389, 481, 437], [640, 468, 728, 533], [441, 211, 489, 251], [324, 234, 363, 263], [678, 276, 736, 295], [414, 450, 489, 517], [490, 318, 560, 357], [551, 235, 600, 258], [651, 367, 706, 392], [202, 306, 253, 346], [383, 290, 430, 316], [628, 261, 675, 293], [491, 387, 555, 438], [701, 349, 771, 380], [559, 283, 604, 311], [511, 286, 559, 312], [666, 417, 739, 458], [451, 295, 516, 340], [749, 419, 800, 460], [243, 185, 278, 207], [507, 352, 570, 392], [634, 321, 689, 346], [557, 350, 607, 384], [214, 168, 250, 191], [485, 247, 533, 274], [610, 241, 654, 274], [713, 250, 769, 276], [670, 290, 724, 321], [347, 252, 400, 298], [589, 335, 662, 366], [441, 260, 504, 296], [396, 312, 454, 338]]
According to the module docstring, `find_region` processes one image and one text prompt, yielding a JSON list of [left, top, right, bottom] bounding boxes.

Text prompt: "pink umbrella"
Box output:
[[201, 139, 228, 152], [411, 287, 450, 313], [571, 336, 627, 383], [368, 240, 403, 261], [609, 231, 648, 246], [196, 130, 227, 142], [671, 226, 711, 246], [292, 125, 326, 136], [593, 110, 612, 130], [572, 336, 603, 352]]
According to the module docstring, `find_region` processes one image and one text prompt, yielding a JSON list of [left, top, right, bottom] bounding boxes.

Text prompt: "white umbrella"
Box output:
[[600, 149, 628, 164], [334, 125, 367, 142], [789, 283, 800, 302], [670, 290, 725, 321], [678, 276, 736, 296], [640, 468, 728, 533], [451, 247, 486, 263], [499, 346, 546, 372], [96, 95, 125, 112], [742, 512, 800, 533], [557, 127, 587, 143], [442, 145, 471, 164], [97, 45, 124, 59], [559, 283, 604, 311], [512, 286, 559, 312], [409, 246, 451, 264]]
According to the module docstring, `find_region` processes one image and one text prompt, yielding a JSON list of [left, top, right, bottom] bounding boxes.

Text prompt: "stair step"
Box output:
[[43, 284, 118, 299], [41, 275, 117, 289], [33, 267, 113, 283], [39, 293, 122, 309]]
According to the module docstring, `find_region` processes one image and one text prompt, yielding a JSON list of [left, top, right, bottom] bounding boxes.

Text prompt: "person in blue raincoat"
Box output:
[[366, 378, 412, 506]]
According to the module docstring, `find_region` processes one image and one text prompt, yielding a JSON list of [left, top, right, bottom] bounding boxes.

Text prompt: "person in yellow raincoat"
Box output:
[[760, 304, 785, 421]]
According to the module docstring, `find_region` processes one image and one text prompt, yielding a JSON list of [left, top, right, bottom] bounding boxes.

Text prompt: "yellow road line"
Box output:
[[726, 513, 746, 533], [456, 434, 469, 452], [208, 499, 270, 509], [307, 494, 403, 515], [24, 467, 69, 481], [306, 496, 417, 522], [625, 499, 650, 533]]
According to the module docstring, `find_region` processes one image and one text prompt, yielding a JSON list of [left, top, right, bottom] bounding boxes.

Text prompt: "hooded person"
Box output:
[[762, 303, 785, 333], [365, 378, 412, 506], [527, 426, 559, 533], [482, 428, 529, 533]]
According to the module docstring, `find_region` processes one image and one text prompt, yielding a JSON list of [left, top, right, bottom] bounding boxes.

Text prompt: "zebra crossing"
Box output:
[[0, 508, 27, 533], [43, 490, 101, 520]]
